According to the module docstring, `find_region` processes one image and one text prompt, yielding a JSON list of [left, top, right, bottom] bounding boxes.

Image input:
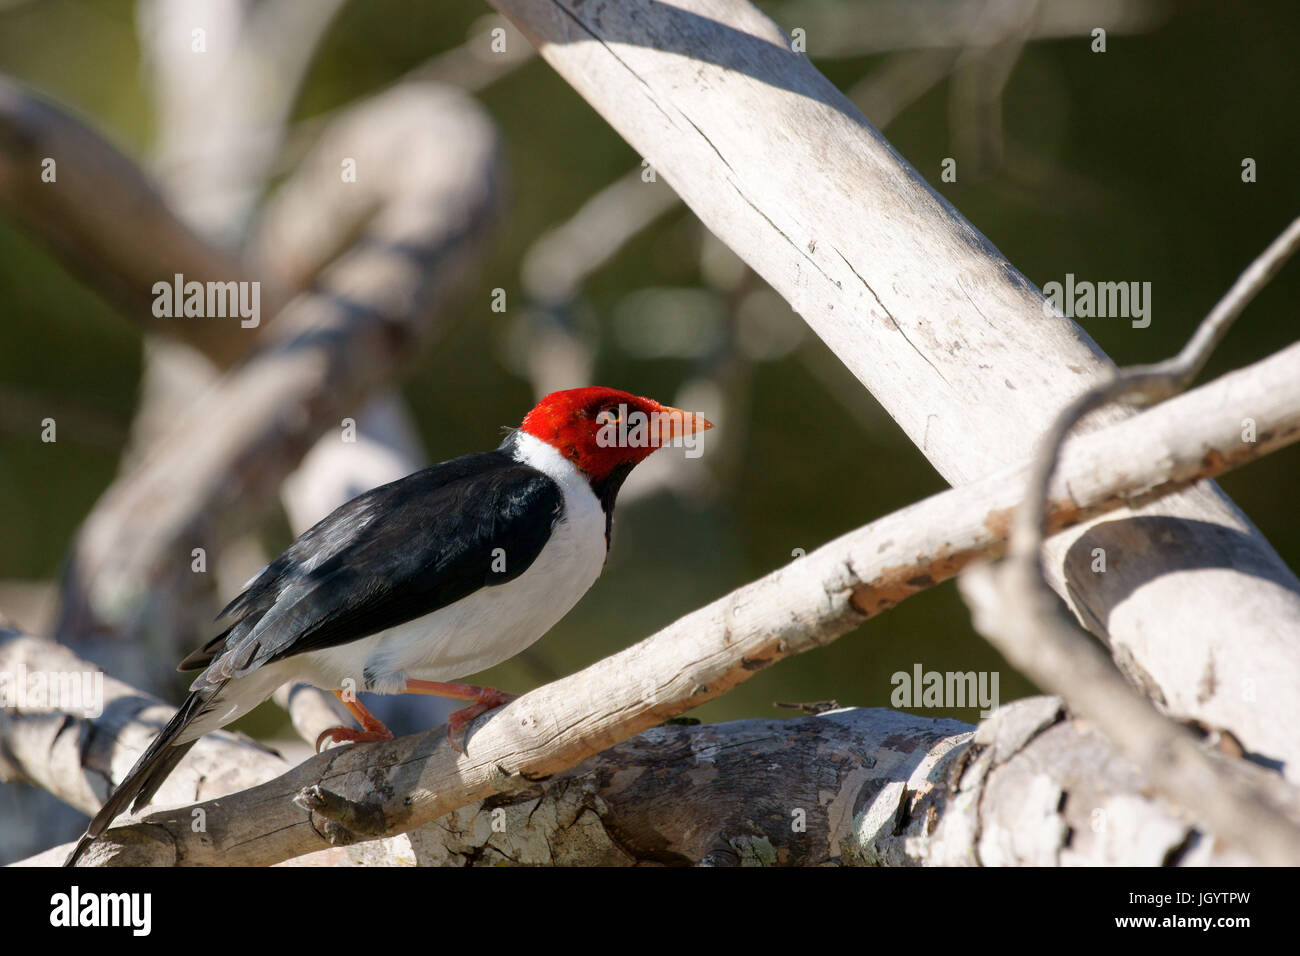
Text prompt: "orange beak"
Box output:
[[656, 405, 714, 443]]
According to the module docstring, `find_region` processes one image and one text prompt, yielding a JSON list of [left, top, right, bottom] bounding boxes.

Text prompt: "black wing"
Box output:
[[183, 445, 563, 680]]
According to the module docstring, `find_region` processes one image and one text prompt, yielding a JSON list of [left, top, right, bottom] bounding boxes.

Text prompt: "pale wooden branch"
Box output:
[[486, 0, 1300, 784], [0, 629, 289, 830], [32, 338, 1300, 864], [55, 83, 503, 658], [255, 707, 972, 866], [842, 338, 1300, 621], [0, 75, 279, 367], [958, 218, 1300, 866]]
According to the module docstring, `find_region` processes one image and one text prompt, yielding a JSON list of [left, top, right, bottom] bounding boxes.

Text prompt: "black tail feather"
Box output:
[[64, 686, 218, 866]]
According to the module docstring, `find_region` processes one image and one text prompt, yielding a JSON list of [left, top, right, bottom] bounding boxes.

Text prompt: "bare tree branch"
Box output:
[[0, 629, 289, 824], [959, 217, 1300, 866]]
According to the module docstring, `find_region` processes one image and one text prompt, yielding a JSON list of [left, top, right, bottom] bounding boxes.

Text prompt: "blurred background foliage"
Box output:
[[0, 0, 1297, 752]]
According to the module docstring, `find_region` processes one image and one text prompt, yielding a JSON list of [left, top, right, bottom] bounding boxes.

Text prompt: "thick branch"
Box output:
[[0, 629, 288, 831]]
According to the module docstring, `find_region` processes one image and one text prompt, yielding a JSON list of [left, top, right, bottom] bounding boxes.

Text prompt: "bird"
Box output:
[[65, 386, 712, 866]]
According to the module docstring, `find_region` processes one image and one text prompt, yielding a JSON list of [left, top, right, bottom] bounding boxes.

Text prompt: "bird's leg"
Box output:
[[402, 679, 518, 753], [315, 690, 396, 752]]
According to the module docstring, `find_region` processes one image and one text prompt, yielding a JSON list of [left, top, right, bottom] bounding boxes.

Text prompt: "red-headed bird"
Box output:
[[66, 386, 712, 865]]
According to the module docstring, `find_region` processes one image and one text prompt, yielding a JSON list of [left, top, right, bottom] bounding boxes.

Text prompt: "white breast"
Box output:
[[293, 432, 607, 692]]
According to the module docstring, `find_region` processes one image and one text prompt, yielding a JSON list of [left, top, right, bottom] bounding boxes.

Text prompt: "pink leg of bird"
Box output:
[[316, 690, 396, 752], [403, 679, 518, 753]]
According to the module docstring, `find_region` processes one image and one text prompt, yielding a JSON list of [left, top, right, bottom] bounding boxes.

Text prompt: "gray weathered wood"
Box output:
[[0, 629, 288, 829]]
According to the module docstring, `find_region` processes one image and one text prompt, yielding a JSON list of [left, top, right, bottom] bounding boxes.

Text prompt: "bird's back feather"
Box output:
[[189, 444, 563, 685]]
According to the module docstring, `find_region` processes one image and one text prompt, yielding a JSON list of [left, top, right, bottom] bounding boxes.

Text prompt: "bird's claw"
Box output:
[[443, 691, 518, 756]]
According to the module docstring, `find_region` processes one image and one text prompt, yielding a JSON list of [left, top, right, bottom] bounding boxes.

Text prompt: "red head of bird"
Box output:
[[520, 386, 713, 484]]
